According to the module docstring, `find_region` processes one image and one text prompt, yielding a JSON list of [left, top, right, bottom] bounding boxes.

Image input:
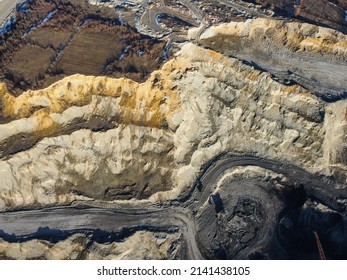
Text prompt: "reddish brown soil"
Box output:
[[241, 0, 347, 33], [7, 44, 55, 81], [0, 0, 165, 95]]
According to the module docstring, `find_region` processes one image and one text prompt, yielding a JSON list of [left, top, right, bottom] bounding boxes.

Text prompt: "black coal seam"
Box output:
[[167, 151, 229, 206], [174, 152, 347, 213], [0, 225, 179, 244], [0, 153, 345, 256], [239, 58, 347, 103], [197, 43, 347, 103]]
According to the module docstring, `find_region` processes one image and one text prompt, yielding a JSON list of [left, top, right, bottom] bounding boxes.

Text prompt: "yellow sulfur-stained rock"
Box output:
[[0, 42, 346, 210]]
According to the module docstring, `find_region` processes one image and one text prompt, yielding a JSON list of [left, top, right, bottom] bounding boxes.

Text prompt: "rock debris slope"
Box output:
[[0, 18, 346, 211], [1, 18, 347, 260], [194, 18, 347, 100]]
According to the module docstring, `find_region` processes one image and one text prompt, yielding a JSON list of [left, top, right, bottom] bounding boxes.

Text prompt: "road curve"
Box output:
[[0, 154, 346, 259], [189, 155, 347, 213], [0, 205, 203, 259]]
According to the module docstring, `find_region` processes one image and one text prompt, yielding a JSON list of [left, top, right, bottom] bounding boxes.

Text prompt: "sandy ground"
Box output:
[[0, 0, 23, 25]]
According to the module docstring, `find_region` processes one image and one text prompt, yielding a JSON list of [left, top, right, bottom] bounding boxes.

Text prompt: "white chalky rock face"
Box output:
[[0, 125, 175, 208], [194, 18, 347, 57], [0, 36, 346, 210]]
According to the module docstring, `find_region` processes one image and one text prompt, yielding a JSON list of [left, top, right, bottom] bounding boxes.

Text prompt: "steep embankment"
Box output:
[[0, 24, 346, 210], [193, 18, 347, 100], [0, 18, 346, 260]]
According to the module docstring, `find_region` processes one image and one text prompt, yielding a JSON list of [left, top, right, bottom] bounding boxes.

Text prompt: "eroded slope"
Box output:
[[194, 18, 347, 100], [0, 32, 346, 210]]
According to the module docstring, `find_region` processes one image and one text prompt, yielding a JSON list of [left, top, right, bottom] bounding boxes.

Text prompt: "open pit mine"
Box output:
[[0, 0, 346, 260]]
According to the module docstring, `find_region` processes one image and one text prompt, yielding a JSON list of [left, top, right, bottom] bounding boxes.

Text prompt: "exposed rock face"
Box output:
[[0, 70, 180, 160], [0, 70, 179, 130], [0, 27, 346, 211], [196, 18, 347, 56], [0, 17, 347, 260], [195, 18, 347, 100], [0, 126, 174, 208], [196, 166, 287, 259], [0, 231, 180, 260], [323, 101, 347, 182]]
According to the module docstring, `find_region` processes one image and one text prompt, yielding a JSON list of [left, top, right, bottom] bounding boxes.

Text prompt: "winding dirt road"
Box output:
[[0, 154, 346, 259]]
